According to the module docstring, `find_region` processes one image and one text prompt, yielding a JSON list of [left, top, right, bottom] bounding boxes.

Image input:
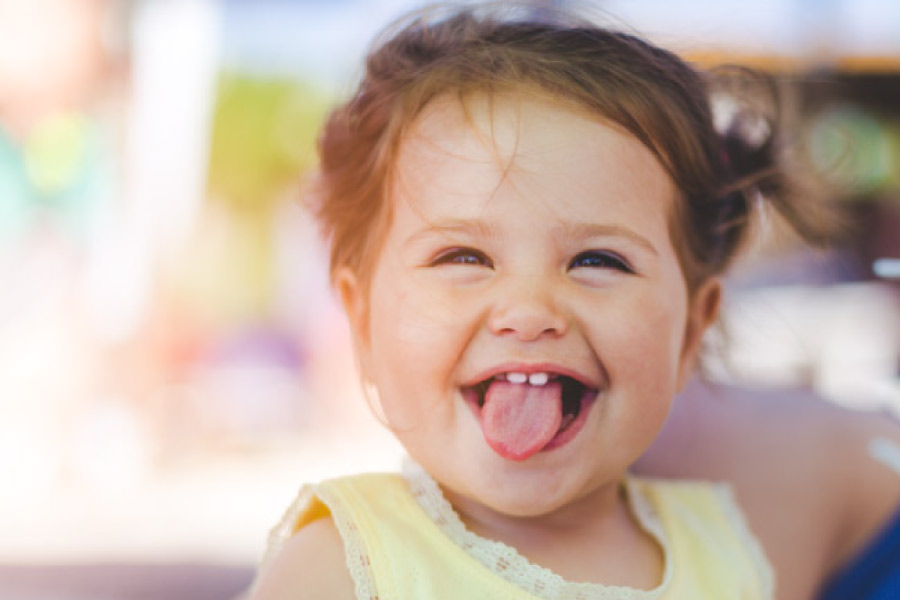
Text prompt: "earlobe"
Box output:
[[676, 278, 722, 390], [336, 267, 371, 377]]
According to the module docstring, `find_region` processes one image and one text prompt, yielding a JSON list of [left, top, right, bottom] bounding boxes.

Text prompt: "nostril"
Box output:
[[488, 301, 567, 341]]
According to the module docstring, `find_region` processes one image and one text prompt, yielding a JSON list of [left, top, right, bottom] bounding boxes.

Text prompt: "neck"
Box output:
[[442, 475, 623, 541], [440, 476, 664, 589]]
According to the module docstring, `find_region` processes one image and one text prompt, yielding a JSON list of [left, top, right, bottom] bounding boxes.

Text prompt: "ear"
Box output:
[[676, 277, 721, 391], [336, 267, 372, 380]]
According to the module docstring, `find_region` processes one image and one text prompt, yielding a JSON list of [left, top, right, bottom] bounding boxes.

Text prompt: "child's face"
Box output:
[[340, 93, 719, 518]]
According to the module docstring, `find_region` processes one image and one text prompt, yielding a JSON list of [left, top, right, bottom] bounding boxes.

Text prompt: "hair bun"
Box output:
[[709, 65, 780, 191]]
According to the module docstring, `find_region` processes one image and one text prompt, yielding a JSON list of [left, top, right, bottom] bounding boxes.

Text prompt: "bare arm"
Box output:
[[635, 379, 900, 599], [831, 407, 900, 572], [249, 517, 356, 600]]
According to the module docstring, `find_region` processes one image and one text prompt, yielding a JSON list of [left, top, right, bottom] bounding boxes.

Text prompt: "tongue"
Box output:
[[481, 380, 563, 461]]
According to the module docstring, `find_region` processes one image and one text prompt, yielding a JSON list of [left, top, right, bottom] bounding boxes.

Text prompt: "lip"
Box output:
[[460, 361, 602, 460], [461, 361, 602, 390]]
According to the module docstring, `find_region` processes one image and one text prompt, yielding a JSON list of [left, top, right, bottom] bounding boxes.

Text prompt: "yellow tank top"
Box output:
[[258, 464, 773, 599]]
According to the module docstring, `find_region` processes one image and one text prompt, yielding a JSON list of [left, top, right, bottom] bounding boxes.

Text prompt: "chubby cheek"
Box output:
[[365, 273, 475, 431], [595, 290, 687, 427]]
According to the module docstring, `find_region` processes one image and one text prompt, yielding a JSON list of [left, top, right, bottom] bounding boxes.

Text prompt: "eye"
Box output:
[[568, 250, 633, 273], [430, 247, 493, 268]]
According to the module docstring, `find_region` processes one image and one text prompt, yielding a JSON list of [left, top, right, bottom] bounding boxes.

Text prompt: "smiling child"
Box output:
[[246, 3, 896, 599]]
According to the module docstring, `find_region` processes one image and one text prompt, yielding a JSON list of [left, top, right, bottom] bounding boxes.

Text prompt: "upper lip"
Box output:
[[461, 362, 601, 390]]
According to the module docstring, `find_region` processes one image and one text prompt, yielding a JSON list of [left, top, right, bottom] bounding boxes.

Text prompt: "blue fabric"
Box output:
[[819, 504, 900, 600]]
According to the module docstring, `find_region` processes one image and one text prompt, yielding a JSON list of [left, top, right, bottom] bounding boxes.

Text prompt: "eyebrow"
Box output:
[[404, 219, 496, 245], [559, 223, 659, 256], [403, 219, 659, 256]]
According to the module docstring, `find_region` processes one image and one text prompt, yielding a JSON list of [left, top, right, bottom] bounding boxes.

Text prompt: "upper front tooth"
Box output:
[[507, 372, 528, 384], [529, 372, 549, 386]]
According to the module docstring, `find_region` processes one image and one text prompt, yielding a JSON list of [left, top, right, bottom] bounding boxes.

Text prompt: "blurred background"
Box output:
[[0, 0, 897, 598]]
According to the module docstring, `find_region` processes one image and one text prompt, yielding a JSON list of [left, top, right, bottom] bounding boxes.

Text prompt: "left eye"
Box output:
[[430, 247, 493, 268], [568, 250, 633, 273]]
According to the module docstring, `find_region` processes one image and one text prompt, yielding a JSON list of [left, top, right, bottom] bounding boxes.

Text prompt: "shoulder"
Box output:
[[635, 379, 900, 596], [249, 516, 356, 600], [723, 389, 900, 567], [630, 476, 760, 547], [826, 401, 900, 568], [248, 472, 407, 600], [688, 383, 900, 564]]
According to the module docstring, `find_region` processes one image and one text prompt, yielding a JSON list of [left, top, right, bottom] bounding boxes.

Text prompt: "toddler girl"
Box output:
[[249, 2, 900, 599]]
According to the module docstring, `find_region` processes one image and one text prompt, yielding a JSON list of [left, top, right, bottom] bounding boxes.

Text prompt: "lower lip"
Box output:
[[462, 388, 597, 457]]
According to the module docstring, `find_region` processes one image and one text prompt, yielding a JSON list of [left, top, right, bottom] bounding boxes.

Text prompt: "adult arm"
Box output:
[[817, 408, 900, 599], [634, 378, 900, 600]]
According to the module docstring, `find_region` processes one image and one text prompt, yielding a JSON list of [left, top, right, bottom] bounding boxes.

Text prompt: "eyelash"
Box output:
[[429, 248, 633, 273], [430, 247, 493, 268], [568, 250, 633, 273]]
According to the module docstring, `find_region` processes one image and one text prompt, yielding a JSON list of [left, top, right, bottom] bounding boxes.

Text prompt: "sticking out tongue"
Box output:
[[481, 379, 563, 461]]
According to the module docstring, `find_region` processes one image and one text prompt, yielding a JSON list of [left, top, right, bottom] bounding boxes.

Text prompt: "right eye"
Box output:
[[568, 250, 633, 273], [430, 247, 493, 268]]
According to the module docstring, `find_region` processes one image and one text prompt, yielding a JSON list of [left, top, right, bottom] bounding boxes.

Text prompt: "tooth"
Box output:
[[528, 372, 549, 386], [507, 372, 528, 384]]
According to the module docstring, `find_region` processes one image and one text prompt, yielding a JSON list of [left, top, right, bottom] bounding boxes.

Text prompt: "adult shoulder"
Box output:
[[827, 399, 900, 570], [635, 378, 900, 599]]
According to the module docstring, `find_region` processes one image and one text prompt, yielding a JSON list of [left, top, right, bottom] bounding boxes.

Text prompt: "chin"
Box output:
[[490, 495, 568, 519], [472, 463, 595, 518]]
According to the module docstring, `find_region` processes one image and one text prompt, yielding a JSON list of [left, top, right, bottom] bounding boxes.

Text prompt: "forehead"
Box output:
[[391, 92, 676, 222]]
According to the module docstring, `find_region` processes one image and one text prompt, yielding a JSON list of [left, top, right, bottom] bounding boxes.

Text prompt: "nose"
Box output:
[[487, 275, 568, 342]]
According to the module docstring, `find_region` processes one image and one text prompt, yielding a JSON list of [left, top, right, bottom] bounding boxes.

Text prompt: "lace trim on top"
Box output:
[[402, 461, 672, 600], [253, 484, 378, 600], [714, 484, 776, 600], [250, 484, 315, 596], [256, 485, 312, 571], [315, 484, 379, 600]]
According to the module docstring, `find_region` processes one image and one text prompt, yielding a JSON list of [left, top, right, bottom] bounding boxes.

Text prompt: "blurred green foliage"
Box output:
[[201, 72, 331, 319], [807, 105, 899, 196], [207, 71, 329, 215]]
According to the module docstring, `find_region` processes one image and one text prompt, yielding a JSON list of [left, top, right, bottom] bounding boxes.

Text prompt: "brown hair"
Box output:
[[309, 1, 836, 294]]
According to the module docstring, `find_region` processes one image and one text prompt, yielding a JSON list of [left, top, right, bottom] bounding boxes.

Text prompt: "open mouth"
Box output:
[[462, 371, 598, 461]]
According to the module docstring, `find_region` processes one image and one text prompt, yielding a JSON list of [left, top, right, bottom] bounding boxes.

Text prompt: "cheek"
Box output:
[[365, 275, 474, 425], [601, 294, 685, 444], [598, 288, 688, 386], [369, 278, 466, 355]]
